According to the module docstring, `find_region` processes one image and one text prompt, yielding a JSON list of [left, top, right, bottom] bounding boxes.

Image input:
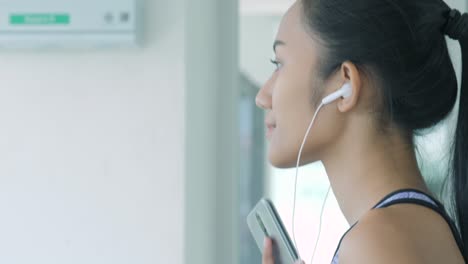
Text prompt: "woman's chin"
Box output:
[[267, 144, 319, 168], [267, 149, 297, 169]]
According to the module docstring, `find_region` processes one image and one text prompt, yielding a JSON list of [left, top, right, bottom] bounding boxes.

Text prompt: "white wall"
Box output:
[[0, 0, 185, 263], [240, 0, 294, 16]]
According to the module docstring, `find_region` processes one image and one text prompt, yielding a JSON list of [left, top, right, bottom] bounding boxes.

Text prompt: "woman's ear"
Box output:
[[337, 61, 361, 113]]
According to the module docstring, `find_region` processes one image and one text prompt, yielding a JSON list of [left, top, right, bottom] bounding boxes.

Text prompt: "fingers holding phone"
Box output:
[[247, 199, 300, 264], [263, 237, 305, 264], [262, 238, 274, 264]]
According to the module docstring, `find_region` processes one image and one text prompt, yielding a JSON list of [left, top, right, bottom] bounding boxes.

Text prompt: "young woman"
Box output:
[[256, 0, 467, 263]]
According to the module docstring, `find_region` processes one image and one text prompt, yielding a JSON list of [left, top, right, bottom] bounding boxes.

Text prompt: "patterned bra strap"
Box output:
[[373, 190, 437, 209]]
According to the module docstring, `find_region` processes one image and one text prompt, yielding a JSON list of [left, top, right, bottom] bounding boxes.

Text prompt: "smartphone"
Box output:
[[247, 198, 299, 264]]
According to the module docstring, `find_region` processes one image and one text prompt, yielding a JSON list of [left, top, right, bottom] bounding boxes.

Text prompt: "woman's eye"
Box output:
[[270, 59, 282, 71]]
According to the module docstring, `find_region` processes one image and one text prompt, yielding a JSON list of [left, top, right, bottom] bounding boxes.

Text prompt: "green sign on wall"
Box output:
[[10, 14, 70, 25]]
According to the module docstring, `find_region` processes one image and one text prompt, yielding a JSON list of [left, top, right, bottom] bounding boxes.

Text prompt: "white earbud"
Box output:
[[321, 83, 353, 105]]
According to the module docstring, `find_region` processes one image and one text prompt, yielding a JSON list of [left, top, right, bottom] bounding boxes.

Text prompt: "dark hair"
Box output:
[[301, 0, 468, 259]]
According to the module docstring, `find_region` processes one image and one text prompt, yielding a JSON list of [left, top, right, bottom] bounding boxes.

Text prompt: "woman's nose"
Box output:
[[255, 78, 273, 110]]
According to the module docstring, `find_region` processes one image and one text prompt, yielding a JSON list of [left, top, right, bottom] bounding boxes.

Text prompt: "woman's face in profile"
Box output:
[[255, 2, 344, 168]]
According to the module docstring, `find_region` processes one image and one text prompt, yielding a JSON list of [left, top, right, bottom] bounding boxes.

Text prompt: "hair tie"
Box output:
[[443, 9, 468, 40]]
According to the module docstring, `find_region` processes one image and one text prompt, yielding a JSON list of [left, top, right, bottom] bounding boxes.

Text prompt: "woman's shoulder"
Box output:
[[337, 204, 464, 264], [338, 208, 419, 263]]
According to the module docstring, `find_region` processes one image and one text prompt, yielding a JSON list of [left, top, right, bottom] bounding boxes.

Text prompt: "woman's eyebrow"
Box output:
[[273, 40, 286, 52]]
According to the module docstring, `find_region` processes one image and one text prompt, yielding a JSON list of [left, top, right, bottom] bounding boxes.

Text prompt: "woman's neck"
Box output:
[[321, 125, 430, 225]]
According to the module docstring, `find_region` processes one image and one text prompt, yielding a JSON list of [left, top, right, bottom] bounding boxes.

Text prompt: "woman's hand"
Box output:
[[263, 237, 305, 264]]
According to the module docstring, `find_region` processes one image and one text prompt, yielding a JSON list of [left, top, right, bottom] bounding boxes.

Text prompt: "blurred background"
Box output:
[[0, 0, 465, 263]]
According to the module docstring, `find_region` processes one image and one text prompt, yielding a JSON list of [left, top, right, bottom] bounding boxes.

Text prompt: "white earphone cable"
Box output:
[[290, 83, 350, 263], [291, 102, 324, 262], [310, 185, 331, 264]]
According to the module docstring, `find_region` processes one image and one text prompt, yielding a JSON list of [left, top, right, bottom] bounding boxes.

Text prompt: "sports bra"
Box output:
[[331, 189, 466, 263]]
